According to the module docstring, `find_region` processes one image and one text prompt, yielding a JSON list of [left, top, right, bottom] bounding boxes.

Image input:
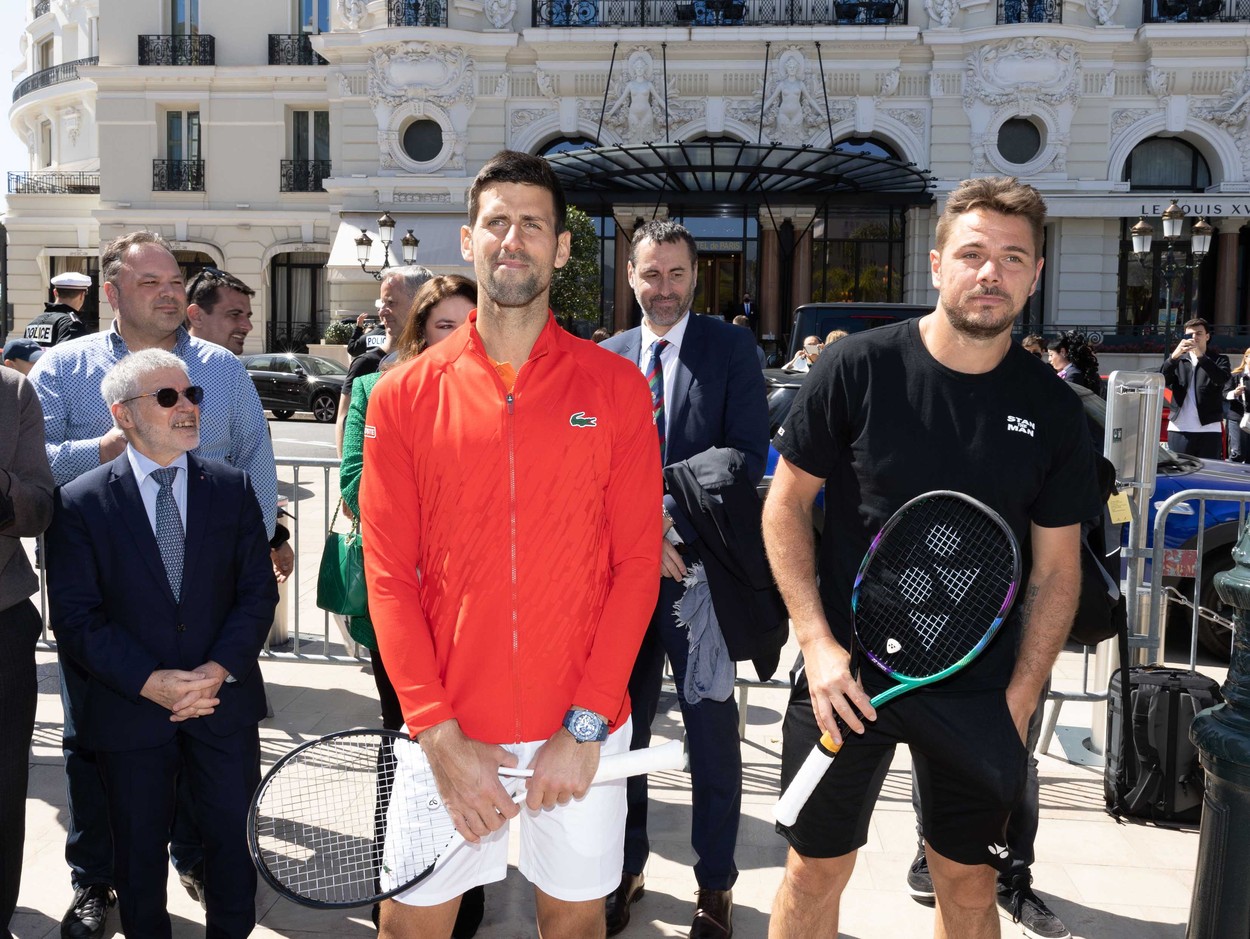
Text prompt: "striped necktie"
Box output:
[[151, 466, 184, 600], [646, 339, 670, 457]]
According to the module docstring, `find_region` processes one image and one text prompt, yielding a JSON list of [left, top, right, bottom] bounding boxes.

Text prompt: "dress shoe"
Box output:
[[689, 888, 733, 939], [605, 871, 645, 936], [60, 884, 115, 939], [178, 862, 207, 910], [452, 884, 485, 938]]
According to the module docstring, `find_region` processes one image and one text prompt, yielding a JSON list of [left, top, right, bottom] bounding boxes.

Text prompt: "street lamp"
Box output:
[[1131, 199, 1213, 334], [355, 211, 420, 281]]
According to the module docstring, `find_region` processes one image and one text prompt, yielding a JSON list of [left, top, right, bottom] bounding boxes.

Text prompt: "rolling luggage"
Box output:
[[1104, 665, 1223, 824]]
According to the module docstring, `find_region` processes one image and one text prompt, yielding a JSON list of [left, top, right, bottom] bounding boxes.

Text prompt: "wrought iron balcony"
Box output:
[[34, 0, 51, 17], [532, 0, 905, 26], [268, 34, 328, 66], [1144, 0, 1247, 19], [280, 159, 332, 192], [7, 171, 100, 194], [138, 34, 215, 66], [153, 159, 205, 192], [388, 0, 448, 25], [12, 57, 98, 103], [997, 0, 1061, 20]]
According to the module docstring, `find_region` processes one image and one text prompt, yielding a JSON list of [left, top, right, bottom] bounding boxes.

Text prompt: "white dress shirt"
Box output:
[[126, 445, 189, 535], [638, 310, 691, 410]]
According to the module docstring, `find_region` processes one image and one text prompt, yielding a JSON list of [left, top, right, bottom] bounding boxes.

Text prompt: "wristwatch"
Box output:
[[563, 707, 609, 743]]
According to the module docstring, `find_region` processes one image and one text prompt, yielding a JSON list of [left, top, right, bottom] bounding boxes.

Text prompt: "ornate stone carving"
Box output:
[[1102, 70, 1116, 97], [930, 72, 944, 98], [61, 106, 81, 145], [761, 48, 825, 145], [369, 43, 476, 111], [1193, 70, 1250, 129], [879, 68, 900, 98], [484, 0, 517, 28], [338, 0, 367, 29], [494, 74, 509, 97], [536, 68, 558, 99], [924, 0, 956, 27], [511, 108, 552, 133], [1111, 108, 1152, 136], [393, 191, 454, 203], [1147, 66, 1170, 101], [1085, 0, 1118, 25], [963, 39, 1081, 110], [603, 48, 668, 143]]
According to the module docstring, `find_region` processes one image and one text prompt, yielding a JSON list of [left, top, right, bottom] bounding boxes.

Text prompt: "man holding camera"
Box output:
[[1161, 317, 1230, 459]]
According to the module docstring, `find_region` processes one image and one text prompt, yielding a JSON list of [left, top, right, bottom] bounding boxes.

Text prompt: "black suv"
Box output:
[[240, 353, 346, 423]]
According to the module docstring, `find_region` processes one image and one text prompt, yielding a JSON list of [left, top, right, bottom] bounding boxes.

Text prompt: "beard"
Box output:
[[640, 285, 696, 330], [942, 287, 1021, 341], [480, 253, 547, 308]]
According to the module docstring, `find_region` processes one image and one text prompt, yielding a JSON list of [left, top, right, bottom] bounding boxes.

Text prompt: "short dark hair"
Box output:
[[935, 176, 1047, 257], [101, 231, 175, 286], [467, 150, 567, 233], [54, 287, 87, 301], [186, 267, 255, 313], [395, 274, 478, 362], [1183, 318, 1212, 335], [629, 219, 698, 267]]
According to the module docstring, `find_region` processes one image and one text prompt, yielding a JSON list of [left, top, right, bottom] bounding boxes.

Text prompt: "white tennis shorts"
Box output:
[[388, 720, 632, 906]]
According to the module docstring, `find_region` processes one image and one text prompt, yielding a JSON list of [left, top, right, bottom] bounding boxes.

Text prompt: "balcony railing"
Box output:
[[1144, 0, 1249, 18], [34, 0, 51, 17], [12, 57, 98, 103], [532, 0, 906, 26], [153, 159, 205, 191], [997, 0, 1061, 20], [280, 159, 332, 192], [388, 0, 449, 25], [268, 34, 328, 66], [138, 34, 216, 66], [8, 171, 100, 194]]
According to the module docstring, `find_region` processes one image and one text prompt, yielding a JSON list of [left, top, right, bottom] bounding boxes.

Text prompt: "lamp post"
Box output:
[[1131, 199, 1213, 337], [354, 211, 419, 281]]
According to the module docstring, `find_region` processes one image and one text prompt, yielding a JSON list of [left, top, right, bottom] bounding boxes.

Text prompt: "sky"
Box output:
[[0, 4, 41, 213]]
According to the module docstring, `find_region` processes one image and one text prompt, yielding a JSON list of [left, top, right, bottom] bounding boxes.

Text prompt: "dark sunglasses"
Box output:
[[187, 266, 228, 295], [121, 386, 204, 408]]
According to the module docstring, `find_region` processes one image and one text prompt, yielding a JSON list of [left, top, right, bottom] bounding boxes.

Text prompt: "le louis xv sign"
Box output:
[[1138, 200, 1249, 218]]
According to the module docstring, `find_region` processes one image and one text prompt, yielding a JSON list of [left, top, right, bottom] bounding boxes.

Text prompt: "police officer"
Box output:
[[25, 271, 92, 347]]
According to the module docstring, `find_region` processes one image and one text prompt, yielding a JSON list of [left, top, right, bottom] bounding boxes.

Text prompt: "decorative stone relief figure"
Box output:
[[605, 50, 665, 143], [1084, 0, 1118, 24], [485, 0, 517, 29], [338, 0, 366, 29], [924, 0, 955, 27], [879, 68, 900, 98], [1102, 69, 1116, 96], [1147, 66, 1170, 100], [762, 49, 821, 145], [537, 68, 558, 99]]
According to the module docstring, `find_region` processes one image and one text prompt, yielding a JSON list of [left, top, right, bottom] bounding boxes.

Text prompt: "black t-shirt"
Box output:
[[343, 347, 385, 400], [774, 318, 1102, 693]]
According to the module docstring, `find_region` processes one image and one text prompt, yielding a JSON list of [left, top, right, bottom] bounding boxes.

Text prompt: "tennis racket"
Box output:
[[774, 490, 1022, 826], [248, 729, 684, 908]]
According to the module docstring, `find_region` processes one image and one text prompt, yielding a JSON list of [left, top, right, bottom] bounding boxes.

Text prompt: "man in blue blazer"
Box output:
[[601, 220, 769, 939], [46, 348, 277, 939]]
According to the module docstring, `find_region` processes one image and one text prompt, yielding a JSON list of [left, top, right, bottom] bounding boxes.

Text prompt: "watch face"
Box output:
[[569, 710, 606, 741]]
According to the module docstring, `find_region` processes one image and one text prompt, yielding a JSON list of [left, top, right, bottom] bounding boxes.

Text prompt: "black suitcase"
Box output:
[[1104, 665, 1223, 824]]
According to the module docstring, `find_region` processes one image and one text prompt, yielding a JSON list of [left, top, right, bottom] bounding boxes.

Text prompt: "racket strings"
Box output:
[[252, 736, 455, 905], [855, 498, 1017, 679]]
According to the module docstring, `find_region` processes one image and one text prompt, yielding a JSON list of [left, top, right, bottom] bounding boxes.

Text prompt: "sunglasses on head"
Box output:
[[187, 266, 228, 294], [121, 386, 205, 408]]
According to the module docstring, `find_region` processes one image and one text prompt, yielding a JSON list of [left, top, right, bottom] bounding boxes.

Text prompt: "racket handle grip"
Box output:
[[774, 731, 842, 827], [594, 740, 685, 782]]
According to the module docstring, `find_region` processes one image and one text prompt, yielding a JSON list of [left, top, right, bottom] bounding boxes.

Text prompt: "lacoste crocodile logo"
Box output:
[[570, 411, 598, 428]]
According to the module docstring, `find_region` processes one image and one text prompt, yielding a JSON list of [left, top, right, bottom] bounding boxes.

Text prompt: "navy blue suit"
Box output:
[[47, 453, 277, 939], [603, 312, 769, 890]]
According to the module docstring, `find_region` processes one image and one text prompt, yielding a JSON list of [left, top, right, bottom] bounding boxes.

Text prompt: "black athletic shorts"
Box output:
[[777, 660, 1028, 872]]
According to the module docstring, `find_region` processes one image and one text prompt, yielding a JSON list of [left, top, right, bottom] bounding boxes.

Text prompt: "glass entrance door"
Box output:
[[694, 253, 741, 318]]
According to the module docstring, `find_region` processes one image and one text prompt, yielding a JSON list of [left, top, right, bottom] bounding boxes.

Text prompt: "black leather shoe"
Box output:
[[605, 871, 645, 937], [60, 884, 115, 939], [689, 888, 733, 939], [178, 863, 207, 910], [452, 884, 485, 938]]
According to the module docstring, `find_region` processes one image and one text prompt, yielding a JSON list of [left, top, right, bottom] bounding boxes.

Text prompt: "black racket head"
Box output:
[[248, 728, 456, 909], [851, 490, 1022, 682]]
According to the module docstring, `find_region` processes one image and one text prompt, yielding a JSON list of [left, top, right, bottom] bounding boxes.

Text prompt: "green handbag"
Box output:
[[316, 504, 367, 617]]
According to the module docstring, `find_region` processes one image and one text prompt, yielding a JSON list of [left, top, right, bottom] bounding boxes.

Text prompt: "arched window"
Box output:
[[1123, 137, 1211, 191], [832, 136, 901, 161], [538, 136, 598, 156]]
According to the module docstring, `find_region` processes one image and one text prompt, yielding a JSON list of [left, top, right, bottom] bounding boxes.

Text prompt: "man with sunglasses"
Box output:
[[46, 348, 277, 939], [28, 230, 276, 939], [1161, 317, 1231, 459]]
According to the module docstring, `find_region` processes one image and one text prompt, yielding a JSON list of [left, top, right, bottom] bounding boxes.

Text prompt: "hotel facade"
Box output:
[[6, 0, 1250, 351]]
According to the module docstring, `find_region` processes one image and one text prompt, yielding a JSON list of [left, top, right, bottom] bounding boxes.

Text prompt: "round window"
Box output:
[[402, 120, 444, 163], [997, 118, 1042, 166]]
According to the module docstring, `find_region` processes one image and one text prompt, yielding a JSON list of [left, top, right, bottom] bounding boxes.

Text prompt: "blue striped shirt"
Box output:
[[28, 323, 277, 537]]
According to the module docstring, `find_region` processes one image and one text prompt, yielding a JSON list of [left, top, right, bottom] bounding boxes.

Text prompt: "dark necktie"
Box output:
[[151, 466, 184, 600], [646, 339, 670, 457]]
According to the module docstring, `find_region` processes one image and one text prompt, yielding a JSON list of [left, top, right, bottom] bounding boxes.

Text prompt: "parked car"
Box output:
[[785, 302, 930, 359], [761, 369, 1250, 659], [240, 353, 346, 423]]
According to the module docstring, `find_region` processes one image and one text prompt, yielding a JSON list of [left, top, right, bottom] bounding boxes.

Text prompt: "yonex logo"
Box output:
[[886, 638, 902, 654], [1006, 415, 1035, 438], [988, 843, 1009, 859], [570, 411, 598, 428]]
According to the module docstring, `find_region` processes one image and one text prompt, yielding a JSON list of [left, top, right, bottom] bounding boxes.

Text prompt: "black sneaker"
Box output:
[[906, 847, 935, 904], [60, 884, 115, 939], [178, 863, 207, 910], [997, 881, 1071, 939]]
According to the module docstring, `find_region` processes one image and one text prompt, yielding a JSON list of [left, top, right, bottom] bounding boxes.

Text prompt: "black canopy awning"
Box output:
[[546, 141, 935, 208]]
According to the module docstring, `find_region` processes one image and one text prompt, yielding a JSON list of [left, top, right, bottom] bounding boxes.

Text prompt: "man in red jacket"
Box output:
[[360, 150, 661, 939]]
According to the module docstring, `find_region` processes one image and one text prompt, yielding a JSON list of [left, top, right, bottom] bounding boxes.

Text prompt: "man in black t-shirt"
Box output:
[[764, 176, 1100, 939]]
